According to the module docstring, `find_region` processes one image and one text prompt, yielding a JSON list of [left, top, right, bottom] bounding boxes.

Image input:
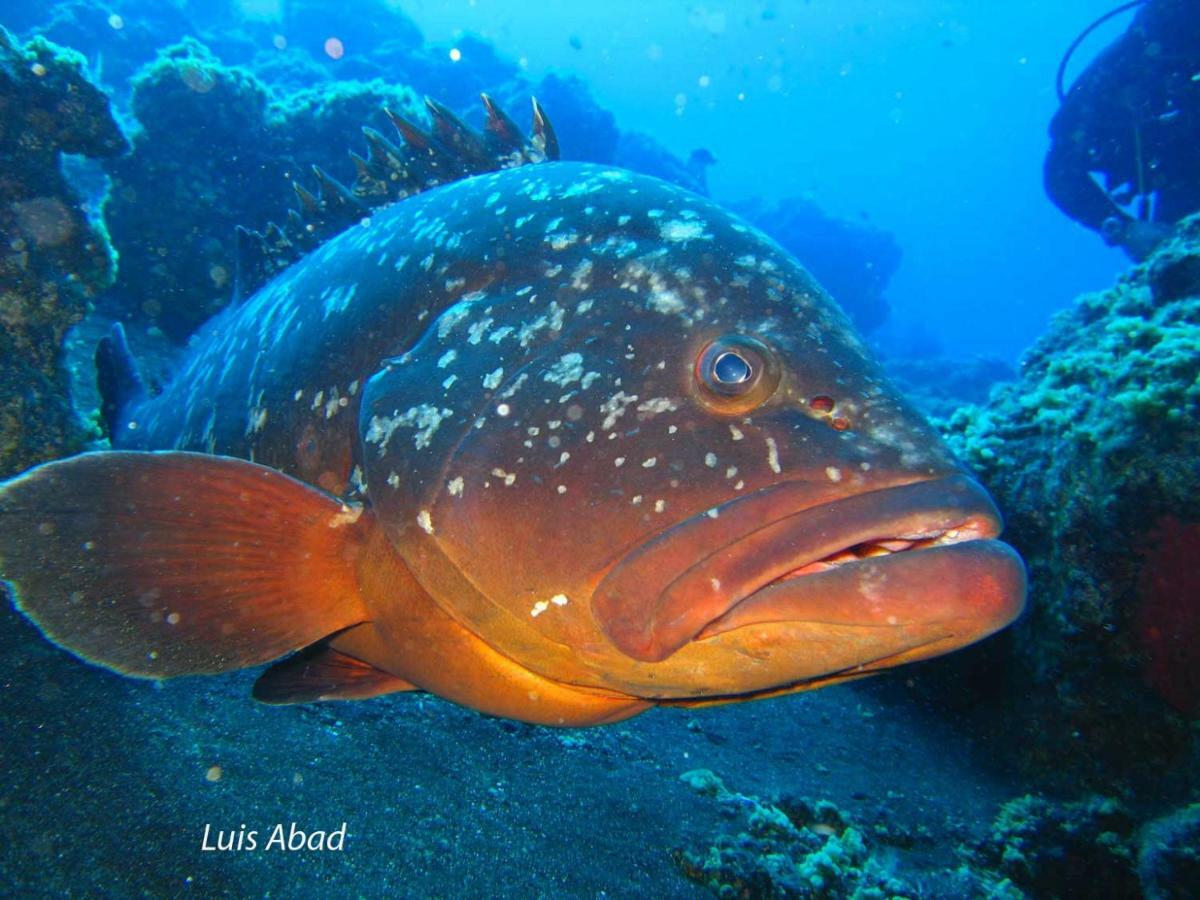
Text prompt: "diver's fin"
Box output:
[[252, 643, 416, 705], [95, 323, 147, 438], [0, 451, 372, 679]]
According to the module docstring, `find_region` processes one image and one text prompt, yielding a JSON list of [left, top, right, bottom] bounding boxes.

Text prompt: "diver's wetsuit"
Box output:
[[1045, 0, 1200, 252]]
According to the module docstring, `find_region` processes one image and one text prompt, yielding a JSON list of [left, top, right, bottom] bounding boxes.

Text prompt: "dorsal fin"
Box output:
[[234, 94, 558, 300]]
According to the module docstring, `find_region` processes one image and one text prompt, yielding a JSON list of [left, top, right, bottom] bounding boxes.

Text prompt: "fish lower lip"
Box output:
[[592, 474, 1013, 662], [695, 538, 1026, 642]]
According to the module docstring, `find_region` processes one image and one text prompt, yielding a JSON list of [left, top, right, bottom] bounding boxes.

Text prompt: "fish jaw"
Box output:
[[591, 474, 1026, 671]]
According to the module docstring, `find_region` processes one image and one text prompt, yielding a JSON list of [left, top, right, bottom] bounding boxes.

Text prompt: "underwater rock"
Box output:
[[673, 770, 916, 897], [101, 38, 278, 338], [24, 0, 197, 98], [0, 25, 127, 477], [941, 215, 1200, 783], [740, 197, 900, 334], [102, 38, 424, 340], [267, 77, 423, 178], [1138, 803, 1200, 900], [971, 794, 1138, 897]]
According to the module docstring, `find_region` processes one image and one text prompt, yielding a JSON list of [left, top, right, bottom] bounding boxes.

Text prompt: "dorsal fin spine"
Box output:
[[233, 95, 559, 299]]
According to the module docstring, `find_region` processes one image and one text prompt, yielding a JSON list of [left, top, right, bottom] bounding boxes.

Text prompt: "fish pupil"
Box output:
[[713, 351, 753, 385]]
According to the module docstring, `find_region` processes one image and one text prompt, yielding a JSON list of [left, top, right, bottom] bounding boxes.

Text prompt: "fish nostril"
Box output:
[[809, 395, 834, 412], [805, 395, 853, 431]]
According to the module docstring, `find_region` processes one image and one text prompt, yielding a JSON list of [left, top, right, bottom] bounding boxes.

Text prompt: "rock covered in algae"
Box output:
[[0, 25, 127, 477], [1137, 803, 1200, 900], [102, 38, 422, 340], [100, 38, 277, 338], [940, 215, 1200, 782], [970, 794, 1138, 898], [673, 769, 916, 898]]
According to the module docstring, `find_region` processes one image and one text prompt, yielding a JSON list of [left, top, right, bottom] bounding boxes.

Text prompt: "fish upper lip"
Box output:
[[591, 474, 1011, 662]]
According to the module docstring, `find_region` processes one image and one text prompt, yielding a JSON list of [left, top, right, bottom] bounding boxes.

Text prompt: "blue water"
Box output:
[[403, 0, 1132, 361]]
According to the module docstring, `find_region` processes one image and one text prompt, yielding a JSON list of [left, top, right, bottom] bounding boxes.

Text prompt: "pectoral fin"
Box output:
[[252, 640, 417, 704], [0, 451, 372, 678]]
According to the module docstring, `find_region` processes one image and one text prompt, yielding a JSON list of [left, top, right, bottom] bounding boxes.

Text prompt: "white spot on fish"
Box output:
[[704, 452, 717, 468], [366, 404, 452, 452], [547, 231, 579, 250], [660, 219, 710, 242], [826, 466, 843, 482], [499, 374, 528, 399], [637, 397, 678, 415], [437, 303, 472, 338], [766, 436, 782, 474], [600, 391, 639, 430], [467, 318, 494, 345], [483, 367, 504, 390], [417, 510, 434, 534], [328, 503, 364, 528], [491, 467, 517, 486], [448, 476, 464, 497], [321, 283, 357, 320], [544, 352, 584, 387], [729, 424, 744, 441]]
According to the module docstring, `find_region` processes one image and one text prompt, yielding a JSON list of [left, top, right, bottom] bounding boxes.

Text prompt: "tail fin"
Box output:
[[0, 451, 371, 678], [95, 323, 146, 439]]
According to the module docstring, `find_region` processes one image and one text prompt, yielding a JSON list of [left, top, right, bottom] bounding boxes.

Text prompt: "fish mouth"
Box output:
[[591, 474, 1027, 664]]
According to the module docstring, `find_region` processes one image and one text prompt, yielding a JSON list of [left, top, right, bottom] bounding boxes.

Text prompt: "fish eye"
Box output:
[[695, 335, 780, 412], [713, 351, 753, 385]]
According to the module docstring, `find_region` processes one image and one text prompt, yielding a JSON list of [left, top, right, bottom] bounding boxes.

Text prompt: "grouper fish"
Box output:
[[0, 99, 1026, 726]]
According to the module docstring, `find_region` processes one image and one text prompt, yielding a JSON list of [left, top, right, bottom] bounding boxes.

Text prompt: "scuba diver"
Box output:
[[1044, 0, 1200, 260]]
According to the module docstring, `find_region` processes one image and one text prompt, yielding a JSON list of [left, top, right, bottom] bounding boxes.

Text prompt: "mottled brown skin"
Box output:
[[0, 163, 1025, 726]]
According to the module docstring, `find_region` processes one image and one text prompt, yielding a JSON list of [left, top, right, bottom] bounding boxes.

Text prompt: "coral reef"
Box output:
[[101, 38, 278, 338], [969, 794, 1139, 897], [101, 38, 423, 340], [940, 215, 1200, 784], [25, 0, 196, 100], [0, 25, 127, 477], [1138, 803, 1200, 900], [673, 769, 917, 897]]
